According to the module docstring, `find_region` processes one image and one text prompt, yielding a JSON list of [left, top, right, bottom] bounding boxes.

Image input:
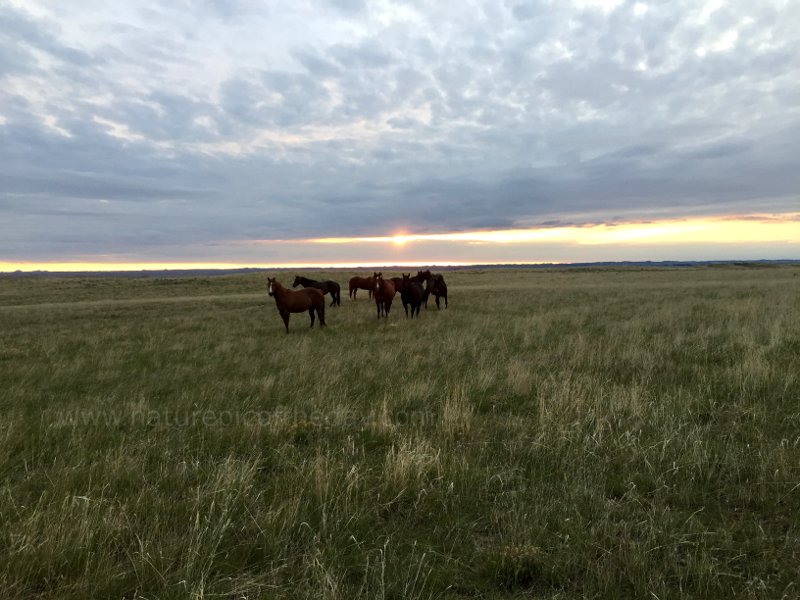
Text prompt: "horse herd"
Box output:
[[266, 270, 449, 332]]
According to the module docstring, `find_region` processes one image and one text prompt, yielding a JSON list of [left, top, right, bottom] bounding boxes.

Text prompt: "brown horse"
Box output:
[[373, 272, 395, 319], [349, 275, 374, 300], [267, 277, 326, 333]]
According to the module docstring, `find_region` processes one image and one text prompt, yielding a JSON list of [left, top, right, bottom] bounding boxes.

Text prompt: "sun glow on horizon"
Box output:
[[301, 214, 800, 246], [2, 213, 798, 274], [391, 234, 412, 246]]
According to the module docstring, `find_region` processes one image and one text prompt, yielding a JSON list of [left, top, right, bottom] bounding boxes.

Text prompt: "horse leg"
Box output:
[[319, 302, 326, 327], [444, 292, 448, 308], [329, 293, 335, 307], [403, 300, 408, 317], [309, 307, 316, 328], [376, 301, 381, 319], [281, 310, 290, 333]]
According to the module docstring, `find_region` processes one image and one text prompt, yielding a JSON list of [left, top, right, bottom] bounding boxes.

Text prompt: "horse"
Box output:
[[411, 270, 431, 284], [425, 274, 448, 309], [349, 275, 374, 300], [390, 276, 404, 291], [411, 270, 447, 309], [293, 275, 341, 307], [373, 272, 395, 319], [267, 277, 326, 333], [400, 273, 424, 318]]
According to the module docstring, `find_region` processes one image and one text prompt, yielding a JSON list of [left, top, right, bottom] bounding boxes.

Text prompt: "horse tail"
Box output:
[[319, 295, 326, 326]]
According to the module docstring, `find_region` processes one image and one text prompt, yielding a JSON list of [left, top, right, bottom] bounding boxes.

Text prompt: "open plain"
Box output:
[[1, 265, 799, 599]]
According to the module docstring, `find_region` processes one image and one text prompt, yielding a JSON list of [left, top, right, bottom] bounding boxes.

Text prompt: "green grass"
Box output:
[[1, 266, 799, 599]]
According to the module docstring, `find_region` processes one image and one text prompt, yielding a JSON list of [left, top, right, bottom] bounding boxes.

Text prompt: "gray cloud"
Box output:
[[0, 7, 98, 67], [1, 0, 799, 263]]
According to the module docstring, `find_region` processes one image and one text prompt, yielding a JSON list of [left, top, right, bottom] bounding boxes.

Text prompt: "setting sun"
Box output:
[[391, 234, 412, 246]]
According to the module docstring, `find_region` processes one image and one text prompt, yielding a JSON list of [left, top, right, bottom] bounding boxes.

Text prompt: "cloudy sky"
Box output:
[[1, 0, 799, 269]]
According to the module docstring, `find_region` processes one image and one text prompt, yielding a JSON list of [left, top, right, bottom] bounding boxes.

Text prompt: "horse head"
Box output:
[[267, 277, 276, 296], [292, 275, 302, 288], [374, 272, 383, 292]]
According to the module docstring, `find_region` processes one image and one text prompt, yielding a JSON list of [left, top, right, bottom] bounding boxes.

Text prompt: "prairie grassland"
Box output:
[[0, 266, 799, 599]]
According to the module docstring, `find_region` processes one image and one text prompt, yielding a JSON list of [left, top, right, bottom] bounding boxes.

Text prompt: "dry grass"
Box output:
[[0, 265, 799, 598]]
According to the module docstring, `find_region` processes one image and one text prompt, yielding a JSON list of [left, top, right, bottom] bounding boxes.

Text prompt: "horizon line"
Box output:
[[0, 260, 543, 274], [2, 258, 799, 275]]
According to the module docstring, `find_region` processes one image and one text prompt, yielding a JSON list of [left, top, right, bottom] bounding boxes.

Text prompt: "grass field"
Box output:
[[1, 266, 799, 599]]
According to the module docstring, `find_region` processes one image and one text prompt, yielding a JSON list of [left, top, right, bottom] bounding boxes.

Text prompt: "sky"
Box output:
[[1, 0, 799, 270]]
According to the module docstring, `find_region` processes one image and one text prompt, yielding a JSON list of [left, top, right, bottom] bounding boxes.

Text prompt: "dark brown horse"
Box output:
[[411, 270, 431, 284], [426, 274, 448, 309], [415, 270, 448, 309], [349, 275, 374, 300], [267, 277, 326, 333], [373, 272, 395, 319], [293, 275, 341, 306], [400, 273, 424, 318], [390, 276, 404, 291]]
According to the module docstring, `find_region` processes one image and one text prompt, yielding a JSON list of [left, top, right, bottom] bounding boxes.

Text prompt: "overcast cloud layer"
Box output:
[[1, 0, 799, 263]]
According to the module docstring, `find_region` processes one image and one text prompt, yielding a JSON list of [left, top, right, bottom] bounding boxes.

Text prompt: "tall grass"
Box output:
[[0, 265, 798, 598]]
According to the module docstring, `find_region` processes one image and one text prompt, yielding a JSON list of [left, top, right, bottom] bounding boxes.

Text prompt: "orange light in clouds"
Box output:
[[2, 213, 798, 273], [305, 214, 800, 246]]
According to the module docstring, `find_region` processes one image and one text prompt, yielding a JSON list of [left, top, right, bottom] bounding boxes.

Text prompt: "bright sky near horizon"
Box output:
[[1, 0, 799, 270]]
